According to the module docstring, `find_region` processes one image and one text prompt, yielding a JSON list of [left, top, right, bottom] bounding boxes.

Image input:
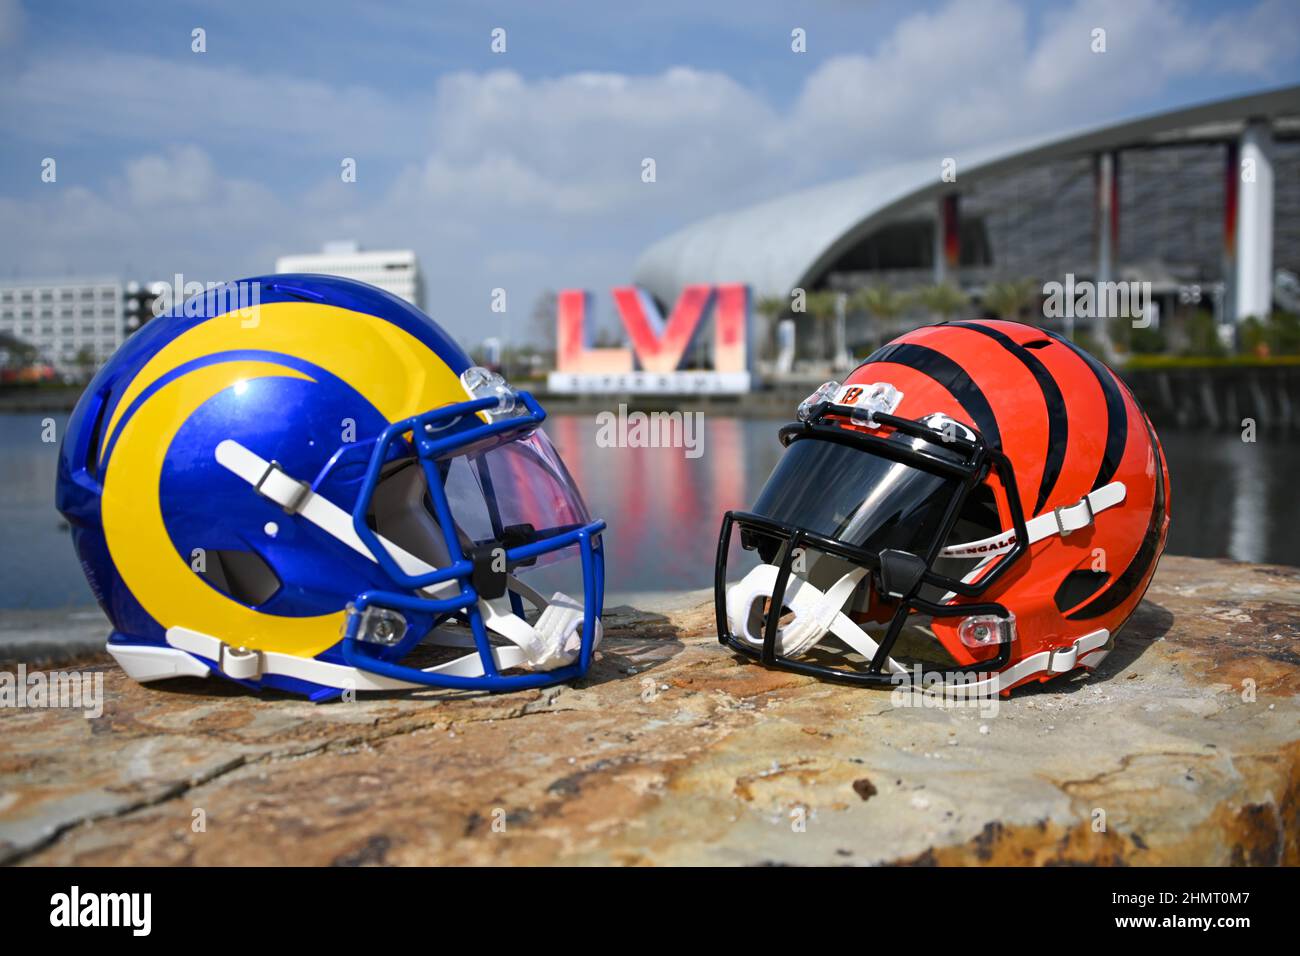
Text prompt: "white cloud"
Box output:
[[124, 145, 219, 206], [1027, 0, 1299, 103], [794, 0, 1299, 167], [792, 0, 1031, 166], [0, 0, 1295, 343], [1210, 0, 1300, 75], [417, 66, 780, 214]]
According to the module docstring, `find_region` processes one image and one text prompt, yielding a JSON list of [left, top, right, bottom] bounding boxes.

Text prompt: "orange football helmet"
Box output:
[[716, 319, 1171, 696]]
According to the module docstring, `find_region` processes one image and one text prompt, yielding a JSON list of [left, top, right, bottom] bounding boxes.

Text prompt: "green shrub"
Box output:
[[1236, 311, 1300, 356], [1183, 311, 1227, 357]]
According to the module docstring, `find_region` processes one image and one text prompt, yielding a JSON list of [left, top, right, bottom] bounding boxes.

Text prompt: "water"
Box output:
[[4, 411, 1298, 610]]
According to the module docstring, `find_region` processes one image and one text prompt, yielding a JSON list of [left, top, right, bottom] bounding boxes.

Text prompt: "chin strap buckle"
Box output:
[[939, 481, 1126, 559], [1047, 644, 1080, 673], [1053, 494, 1096, 538], [254, 460, 313, 514], [219, 643, 262, 681]]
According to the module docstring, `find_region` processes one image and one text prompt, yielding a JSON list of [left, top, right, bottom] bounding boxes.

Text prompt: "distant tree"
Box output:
[[851, 284, 910, 351], [755, 294, 790, 362], [803, 290, 842, 362], [0, 332, 39, 370], [982, 279, 1040, 322], [1182, 310, 1226, 358], [1270, 309, 1300, 355], [916, 282, 969, 322], [73, 345, 98, 382], [1241, 310, 1300, 356], [1115, 314, 1167, 355], [755, 295, 789, 321], [529, 289, 558, 351]]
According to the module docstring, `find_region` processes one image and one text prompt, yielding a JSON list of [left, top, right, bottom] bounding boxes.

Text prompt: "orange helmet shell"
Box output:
[[843, 320, 1170, 690]]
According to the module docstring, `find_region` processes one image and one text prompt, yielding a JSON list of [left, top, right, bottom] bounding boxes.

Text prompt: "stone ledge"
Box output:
[[1, 555, 1296, 866]]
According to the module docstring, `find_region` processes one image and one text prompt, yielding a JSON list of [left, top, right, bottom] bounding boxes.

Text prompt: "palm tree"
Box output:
[[755, 294, 790, 362], [982, 279, 1040, 323], [802, 290, 842, 364], [755, 294, 788, 321], [73, 345, 98, 383], [916, 282, 969, 322], [851, 284, 910, 350]]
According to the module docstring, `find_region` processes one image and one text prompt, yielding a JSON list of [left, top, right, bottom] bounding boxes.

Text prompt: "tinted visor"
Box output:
[[441, 428, 591, 570], [370, 428, 591, 576], [749, 436, 959, 558]]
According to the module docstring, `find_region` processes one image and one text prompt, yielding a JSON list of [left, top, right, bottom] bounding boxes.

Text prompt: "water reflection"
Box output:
[[1225, 437, 1267, 564], [1157, 429, 1298, 568], [550, 417, 1300, 598], [2, 411, 1297, 609], [546, 414, 768, 600]]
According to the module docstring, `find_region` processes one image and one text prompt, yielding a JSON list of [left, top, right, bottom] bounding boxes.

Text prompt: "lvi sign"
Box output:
[[548, 284, 753, 394]]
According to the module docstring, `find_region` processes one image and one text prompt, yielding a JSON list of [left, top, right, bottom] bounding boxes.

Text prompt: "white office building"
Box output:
[[0, 277, 125, 372], [274, 241, 425, 310]]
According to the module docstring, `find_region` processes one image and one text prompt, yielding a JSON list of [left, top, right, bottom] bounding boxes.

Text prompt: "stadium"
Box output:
[[634, 85, 1300, 361]]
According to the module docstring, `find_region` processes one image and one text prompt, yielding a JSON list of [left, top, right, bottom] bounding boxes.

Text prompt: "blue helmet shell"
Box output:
[[56, 275, 605, 700]]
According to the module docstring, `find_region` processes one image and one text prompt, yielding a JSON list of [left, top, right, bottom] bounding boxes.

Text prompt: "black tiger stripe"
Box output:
[[864, 342, 1002, 449], [949, 321, 1067, 516], [1045, 330, 1127, 491], [1066, 412, 1167, 620]]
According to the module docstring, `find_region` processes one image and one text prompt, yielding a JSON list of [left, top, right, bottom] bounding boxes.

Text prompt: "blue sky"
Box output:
[[2, 0, 1297, 342]]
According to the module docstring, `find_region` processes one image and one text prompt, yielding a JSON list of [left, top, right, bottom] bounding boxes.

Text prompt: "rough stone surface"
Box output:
[[1, 555, 1296, 866]]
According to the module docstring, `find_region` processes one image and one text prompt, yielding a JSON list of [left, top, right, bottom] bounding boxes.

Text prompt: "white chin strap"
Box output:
[[933, 627, 1111, 698], [940, 481, 1126, 558], [725, 481, 1128, 692], [146, 440, 603, 690], [724, 563, 1112, 694], [726, 564, 909, 676]]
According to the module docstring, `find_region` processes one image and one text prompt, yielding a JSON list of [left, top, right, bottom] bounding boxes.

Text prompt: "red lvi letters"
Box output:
[[556, 284, 749, 374]]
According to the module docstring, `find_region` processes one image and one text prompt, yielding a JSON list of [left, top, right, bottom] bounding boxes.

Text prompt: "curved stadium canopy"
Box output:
[[633, 85, 1300, 307]]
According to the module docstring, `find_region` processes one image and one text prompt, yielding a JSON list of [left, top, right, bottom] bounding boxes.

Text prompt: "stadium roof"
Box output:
[[633, 85, 1300, 305]]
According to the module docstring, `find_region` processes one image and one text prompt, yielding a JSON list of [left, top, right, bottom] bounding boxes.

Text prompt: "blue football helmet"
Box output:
[[56, 274, 606, 700]]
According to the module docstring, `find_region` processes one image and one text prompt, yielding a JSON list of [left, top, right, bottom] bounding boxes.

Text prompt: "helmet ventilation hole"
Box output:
[[1053, 569, 1109, 612], [196, 549, 282, 607], [80, 386, 113, 479]]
